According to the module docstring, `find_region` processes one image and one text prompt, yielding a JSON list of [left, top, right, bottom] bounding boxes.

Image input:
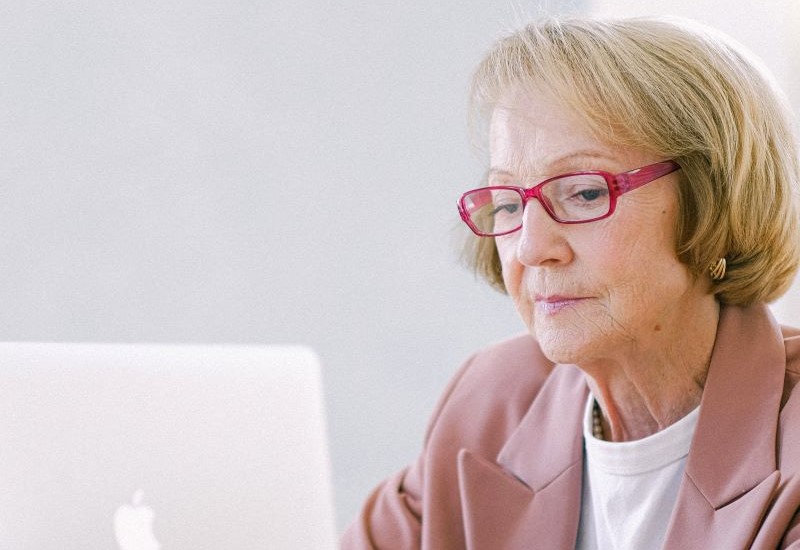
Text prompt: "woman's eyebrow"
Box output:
[[548, 150, 616, 170], [487, 167, 515, 178], [489, 150, 618, 179]]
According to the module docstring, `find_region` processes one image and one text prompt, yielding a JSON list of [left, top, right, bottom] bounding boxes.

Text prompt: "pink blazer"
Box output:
[[342, 303, 800, 549]]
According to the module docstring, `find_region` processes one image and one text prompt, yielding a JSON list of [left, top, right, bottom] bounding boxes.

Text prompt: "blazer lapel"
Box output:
[[458, 365, 588, 550], [663, 304, 785, 549]]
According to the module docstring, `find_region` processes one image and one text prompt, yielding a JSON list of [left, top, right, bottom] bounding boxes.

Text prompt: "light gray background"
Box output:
[[1, 0, 797, 532]]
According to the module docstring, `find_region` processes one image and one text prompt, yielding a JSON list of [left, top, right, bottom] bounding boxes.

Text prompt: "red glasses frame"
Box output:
[[457, 160, 681, 237]]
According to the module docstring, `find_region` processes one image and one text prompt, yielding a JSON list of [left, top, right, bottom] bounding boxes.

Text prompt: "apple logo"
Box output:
[[113, 489, 161, 550]]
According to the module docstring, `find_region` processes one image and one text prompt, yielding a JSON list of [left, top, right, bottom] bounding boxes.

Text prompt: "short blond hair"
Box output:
[[464, 16, 800, 305]]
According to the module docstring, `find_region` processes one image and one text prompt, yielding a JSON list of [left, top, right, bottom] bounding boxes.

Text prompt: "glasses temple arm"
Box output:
[[614, 161, 681, 194]]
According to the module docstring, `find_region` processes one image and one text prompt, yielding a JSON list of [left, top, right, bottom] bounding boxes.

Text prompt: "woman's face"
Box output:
[[491, 91, 708, 364]]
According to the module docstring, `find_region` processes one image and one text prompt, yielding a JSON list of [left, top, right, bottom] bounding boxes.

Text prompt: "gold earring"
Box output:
[[709, 257, 726, 281]]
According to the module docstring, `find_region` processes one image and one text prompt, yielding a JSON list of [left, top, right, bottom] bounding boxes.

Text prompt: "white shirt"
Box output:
[[575, 395, 700, 550]]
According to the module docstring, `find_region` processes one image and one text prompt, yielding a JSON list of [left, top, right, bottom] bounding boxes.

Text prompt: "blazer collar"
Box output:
[[495, 363, 587, 491], [457, 303, 787, 549], [663, 303, 786, 548], [458, 364, 588, 549], [683, 302, 785, 506]]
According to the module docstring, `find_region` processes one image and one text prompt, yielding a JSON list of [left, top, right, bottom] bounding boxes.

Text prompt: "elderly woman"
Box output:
[[342, 16, 800, 549]]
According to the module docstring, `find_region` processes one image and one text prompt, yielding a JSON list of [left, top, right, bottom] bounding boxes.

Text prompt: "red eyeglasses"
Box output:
[[457, 160, 680, 237]]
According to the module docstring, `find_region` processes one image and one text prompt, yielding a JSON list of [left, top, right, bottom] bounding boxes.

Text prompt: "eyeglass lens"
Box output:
[[464, 174, 611, 235]]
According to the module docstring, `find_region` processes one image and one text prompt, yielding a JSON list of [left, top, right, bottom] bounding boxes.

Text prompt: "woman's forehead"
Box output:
[[489, 106, 623, 176], [488, 87, 670, 177]]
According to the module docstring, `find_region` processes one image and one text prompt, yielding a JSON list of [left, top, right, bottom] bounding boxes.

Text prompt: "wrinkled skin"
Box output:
[[491, 89, 719, 441]]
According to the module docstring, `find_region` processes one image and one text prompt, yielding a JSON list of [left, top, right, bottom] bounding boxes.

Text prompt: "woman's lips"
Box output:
[[534, 295, 589, 315]]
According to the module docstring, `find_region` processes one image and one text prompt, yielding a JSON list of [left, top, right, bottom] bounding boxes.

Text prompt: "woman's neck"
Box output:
[[583, 298, 720, 442]]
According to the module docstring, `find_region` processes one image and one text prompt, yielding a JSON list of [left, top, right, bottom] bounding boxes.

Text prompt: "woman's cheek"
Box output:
[[500, 268, 533, 331]]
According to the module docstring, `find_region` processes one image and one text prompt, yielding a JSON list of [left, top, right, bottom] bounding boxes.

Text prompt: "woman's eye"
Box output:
[[491, 202, 520, 216], [576, 189, 604, 201], [572, 188, 607, 202]]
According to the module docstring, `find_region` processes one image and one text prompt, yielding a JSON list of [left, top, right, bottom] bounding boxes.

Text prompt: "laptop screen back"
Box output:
[[0, 343, 336, 549]]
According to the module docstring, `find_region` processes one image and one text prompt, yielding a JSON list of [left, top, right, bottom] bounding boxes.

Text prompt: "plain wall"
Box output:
[[1, 0, 796, 533], [1, 0, 584, 530]]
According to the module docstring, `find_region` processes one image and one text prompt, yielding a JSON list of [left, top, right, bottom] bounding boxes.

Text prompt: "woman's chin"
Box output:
[[534, 325, 597, 365], [539, 345, 585, 365]]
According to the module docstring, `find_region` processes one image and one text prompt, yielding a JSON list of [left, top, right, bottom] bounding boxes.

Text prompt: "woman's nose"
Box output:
[[515, 199, 573, 267]]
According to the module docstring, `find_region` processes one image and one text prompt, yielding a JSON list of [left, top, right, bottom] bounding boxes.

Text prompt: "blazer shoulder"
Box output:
[[455, 333, 556, 414], [465, 332, 555, 382], [784, 324, 800, 376], [780, 324, 800, 409], [777, 324, 800, 471], [423, 334, 557, 456]]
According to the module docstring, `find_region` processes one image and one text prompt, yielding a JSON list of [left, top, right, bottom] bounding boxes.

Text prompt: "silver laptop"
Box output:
[[0, 343, 337, 549]]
